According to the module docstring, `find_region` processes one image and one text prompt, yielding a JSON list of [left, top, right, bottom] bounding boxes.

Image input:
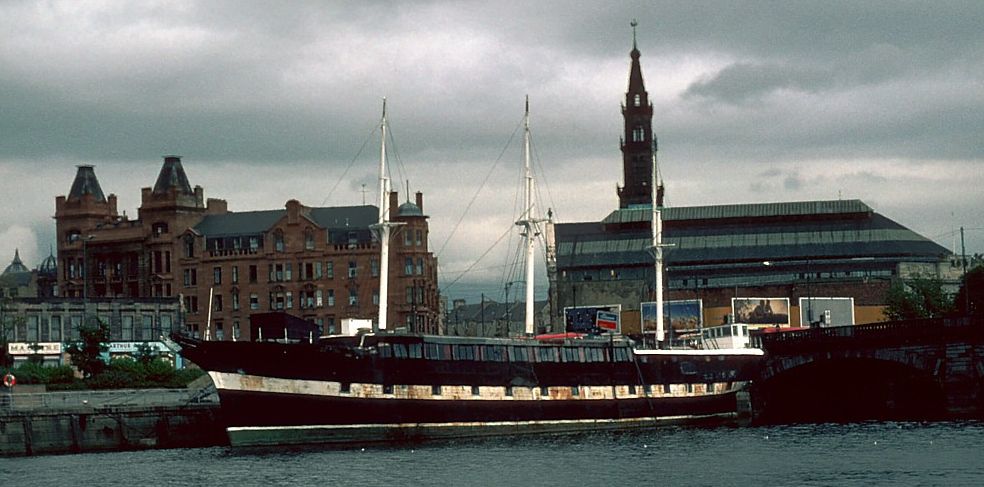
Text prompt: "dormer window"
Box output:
[[304, 228, 315, 250], [633, 94, 641, 107], [183, 234, 195, 258], [274, 230, 285, 252]]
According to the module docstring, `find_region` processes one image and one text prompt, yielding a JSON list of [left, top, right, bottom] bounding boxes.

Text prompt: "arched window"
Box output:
[[632, 126, 645, 142], [633, 94, 641, 107]]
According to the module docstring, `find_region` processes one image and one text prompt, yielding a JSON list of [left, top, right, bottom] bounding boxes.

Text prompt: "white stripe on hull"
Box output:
[[209, 371, 749, 401]]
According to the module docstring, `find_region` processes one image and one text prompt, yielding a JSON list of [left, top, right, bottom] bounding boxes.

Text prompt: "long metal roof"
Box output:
[[195, 205, 378, 237], [602, 199, 872, 225], [557, 200, 948, 269]]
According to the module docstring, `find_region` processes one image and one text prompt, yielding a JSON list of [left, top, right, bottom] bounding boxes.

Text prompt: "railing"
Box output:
[[760, 316, 984, 354]]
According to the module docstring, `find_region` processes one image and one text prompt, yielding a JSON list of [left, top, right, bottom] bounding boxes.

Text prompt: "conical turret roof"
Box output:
[[153, 156, 194, 195], [68, 165, 106, 202]]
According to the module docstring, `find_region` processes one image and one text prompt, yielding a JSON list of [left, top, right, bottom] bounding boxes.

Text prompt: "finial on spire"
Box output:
[[631, 19, 638, 50], [525, 95, 529, 115]]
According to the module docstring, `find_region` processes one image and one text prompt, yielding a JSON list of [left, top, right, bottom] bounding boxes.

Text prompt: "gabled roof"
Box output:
[[195, 205, 378, 237]]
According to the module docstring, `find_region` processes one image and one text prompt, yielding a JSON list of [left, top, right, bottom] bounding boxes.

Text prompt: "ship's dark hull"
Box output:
[[176, 334, 763, 446]]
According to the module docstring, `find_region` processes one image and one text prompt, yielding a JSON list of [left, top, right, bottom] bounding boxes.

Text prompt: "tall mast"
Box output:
[[375, 98, 391, 333], [651, 136, 665, 344], [518, 97, 538, 335]]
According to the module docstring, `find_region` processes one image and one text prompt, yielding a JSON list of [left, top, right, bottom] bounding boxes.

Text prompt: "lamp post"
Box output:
[[81, 235, 95, 301]]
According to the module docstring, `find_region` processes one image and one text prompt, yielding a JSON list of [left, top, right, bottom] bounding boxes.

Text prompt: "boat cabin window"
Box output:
[[679, 361, 697, 375], [453, 344, 476, 361], [509, 346, 529, 362], [409, 343, 422, 359], [392, 343, 408, 359], [537, 347, 560, 363], [377, 343, 392, 358], [612, 347, 631, 362]]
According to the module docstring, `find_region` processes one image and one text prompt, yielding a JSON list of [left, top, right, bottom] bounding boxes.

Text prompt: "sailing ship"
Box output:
[[175, 100, 763, 447]]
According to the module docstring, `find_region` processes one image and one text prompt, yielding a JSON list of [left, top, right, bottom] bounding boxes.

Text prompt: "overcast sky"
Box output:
[[2, 1, 982, 303]]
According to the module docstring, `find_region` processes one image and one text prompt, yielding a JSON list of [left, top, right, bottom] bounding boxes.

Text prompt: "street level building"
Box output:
[[55, 157, 439, 340]]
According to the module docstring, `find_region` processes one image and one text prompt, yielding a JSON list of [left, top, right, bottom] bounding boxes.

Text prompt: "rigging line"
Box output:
[[528, 130, 557, 219], [386, 122, 411, 198], [322, 125, 377, 206], [439, 224, 516, 294], [435, 117, 525, 259], [441, 262, 523, 276]]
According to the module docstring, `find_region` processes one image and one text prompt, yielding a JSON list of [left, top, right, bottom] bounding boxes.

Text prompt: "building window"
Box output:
[[165, 251, 171, 273], [326, 261, 334, 278], [231, 266, 239, 284], [214, 294, 223, 312], [183, 235, 195, 258], [122, 315, 133, 341], [305, 229, 315, 250], [233, 321, 240, 340], [249, 293, 259, 310], [249, 265, 257, 283], [405, 229, 413, 246], [327, 289, 335, 307], [152, 222, 169, 236], [349, 289, 358, 306], [348, 261, 357, 278], [286, 291, 293, 309], [633, 93, 641, 107], [285, 263, 292, 281], [416, 258, 424, 275], [274, 230, 285, 252], [232, 291, 240, 311], [249, 236, 259, 250], [371, 258, 379, 277], [373, 290, 379, 305], [632, 125, 644, 142], [406, 286, 413, 304], [405, 258, 413, 275], [213, 266, 222, 285], [183, 269, 197, 286], [415, 230, 422, 246], [314, 262, 323, 279], [316, 289, 323, 307]]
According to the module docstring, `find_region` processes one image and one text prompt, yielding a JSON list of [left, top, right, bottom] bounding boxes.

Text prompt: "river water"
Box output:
[[2, 422, 982, 486]]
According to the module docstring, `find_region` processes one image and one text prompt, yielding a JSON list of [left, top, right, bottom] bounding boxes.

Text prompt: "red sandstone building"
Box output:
[[55, 157, 440, 340]]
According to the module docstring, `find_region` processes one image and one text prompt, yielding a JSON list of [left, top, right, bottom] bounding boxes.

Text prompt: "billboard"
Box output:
[[564, 305, 621, 334], [641, 299, 703, 333], [799, 297, 855, 327], [733, 298, 790, 326]]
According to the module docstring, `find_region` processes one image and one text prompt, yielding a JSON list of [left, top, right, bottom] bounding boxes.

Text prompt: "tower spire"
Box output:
[[618, 21, 654, 208], [631, 19, 638, 50]]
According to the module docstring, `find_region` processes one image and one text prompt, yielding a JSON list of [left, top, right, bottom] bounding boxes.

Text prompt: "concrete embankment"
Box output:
[[1, 387, 227, 456]]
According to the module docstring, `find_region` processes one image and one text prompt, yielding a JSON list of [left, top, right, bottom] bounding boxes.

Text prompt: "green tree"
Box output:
[[65, 317, 110, 379], [0, 298, 15, 373], [135, 342, 157, 365], [884, 275, 955, 321], [954, 265, 984, 316]]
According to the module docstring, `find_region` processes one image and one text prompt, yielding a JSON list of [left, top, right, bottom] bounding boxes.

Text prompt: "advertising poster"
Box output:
[[564, 305, 621, 334], [732, 298, 790, 326], [641, 299, 703, 332], [799, 297, 855, 327]]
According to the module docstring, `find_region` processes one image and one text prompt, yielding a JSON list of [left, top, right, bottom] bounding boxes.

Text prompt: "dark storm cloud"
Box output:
[[1, 1, 983, 298]]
